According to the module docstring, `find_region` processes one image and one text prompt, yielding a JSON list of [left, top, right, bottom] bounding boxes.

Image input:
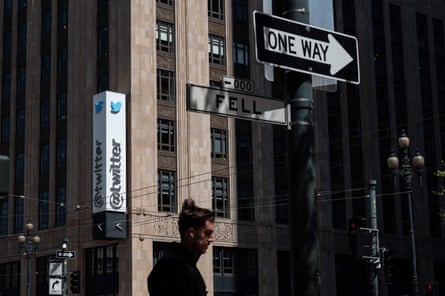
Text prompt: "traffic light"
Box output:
[[348, 217, 365, 254], [70, 271, 80, 294], [425, 282, 436, 296], [382, 249, 394, 285]]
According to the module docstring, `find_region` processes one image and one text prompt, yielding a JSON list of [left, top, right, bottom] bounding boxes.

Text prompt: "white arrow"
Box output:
[[263, 27, 353, 75], [327, 34, 353, 75]]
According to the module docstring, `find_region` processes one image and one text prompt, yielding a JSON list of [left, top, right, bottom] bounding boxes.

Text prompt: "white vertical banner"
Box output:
[[92, 91, 127, 213]]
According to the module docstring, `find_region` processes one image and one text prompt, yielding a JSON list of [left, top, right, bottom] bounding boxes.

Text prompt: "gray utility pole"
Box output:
[[367, 180, 378, 296], [282, 0, 320, 295]]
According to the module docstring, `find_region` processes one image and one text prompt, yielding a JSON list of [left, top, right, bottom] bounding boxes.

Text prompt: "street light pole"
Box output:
[[387, 130, 424, 296], [17, 221, 41, 296]]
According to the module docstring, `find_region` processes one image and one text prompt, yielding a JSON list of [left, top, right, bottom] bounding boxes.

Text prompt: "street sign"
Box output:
[[187, 84, 286, 125], [221, 76, 254, 93], [49, 278, 63, 295], [56, 250, 76, 259], [49, 261, 63, 277], [253, 11, 360, 84]]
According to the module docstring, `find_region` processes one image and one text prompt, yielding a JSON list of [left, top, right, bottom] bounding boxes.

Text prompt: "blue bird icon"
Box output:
[[95, 101, 104, 113], [111, 101, 122, 113]]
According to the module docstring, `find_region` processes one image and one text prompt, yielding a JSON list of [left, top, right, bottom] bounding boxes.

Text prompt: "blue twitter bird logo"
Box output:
[[95, 101, 104, 113], [111, 101, 122, 113]]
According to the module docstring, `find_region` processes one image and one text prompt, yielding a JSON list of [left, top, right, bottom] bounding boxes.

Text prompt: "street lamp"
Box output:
[[387, 130, 424, 296], [17, 221, 41, 296]]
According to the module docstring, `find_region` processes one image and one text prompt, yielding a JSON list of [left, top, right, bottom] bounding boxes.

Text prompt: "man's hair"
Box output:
[[178, 198, 215, 236]]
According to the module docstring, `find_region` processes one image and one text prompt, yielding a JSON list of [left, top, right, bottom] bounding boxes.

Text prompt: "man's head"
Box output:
[[178, 198, 215, 256]]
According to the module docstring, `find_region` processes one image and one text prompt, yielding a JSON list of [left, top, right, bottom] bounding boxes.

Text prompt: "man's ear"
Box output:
[[187, 227, 194, 239]]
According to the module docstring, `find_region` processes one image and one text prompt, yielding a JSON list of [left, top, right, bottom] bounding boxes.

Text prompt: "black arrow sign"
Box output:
[[56, 250, 76, 259], [254, 11, 360, 84]]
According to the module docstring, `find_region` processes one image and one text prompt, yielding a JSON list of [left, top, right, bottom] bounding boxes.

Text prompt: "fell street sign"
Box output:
[[56, 250, 76, 259], [187, 84, 286, 125], [254, 11, 360, 84]]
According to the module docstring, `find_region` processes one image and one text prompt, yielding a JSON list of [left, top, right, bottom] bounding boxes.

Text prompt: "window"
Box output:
[[41, 99, 50, 128], [38, 191, 49, 230], [156, 21, 175, 53], [213, 247, 258, 295], [158, 170, 177, 212], [42, 9, 51, 41], [14, 197, 24, 233], [277, 251, 291, 296], [15, 152, 24, 182], [233, 42, 249, 65], [16, 109, 25, 138], [57, 93, 67, 122], [1, 115, 10, 144], [233, 0, 248, 25], [98, 27, 109, 59], [41, 55, 51, 86], [4, 0, 12, 17], [98, 0, 109, 8], [55, 186, 66, 226], [57, 47, 68, 81], [3, 32, 12, 61], [157, 0, 173, 6], [85, 245, 119, 295], [17, 67, 26, 96], [212, 176, 229, 218], [0, 200, 8, 236], [158, 119, 175, 152], [211, 128, 227, 160], [2, 73, 11, 103], [57, 138, 66, 169], [0, 261, 20, 295], [157, 69, 175, 102], [40, 144, 50, 175], [18, 0, 27, 11], [213, 247, 233, 275], [208, 0, 224, 20], [273, 125, 288, 224], [209, 34, 225, 65], [236, 120, 254, 221], [58, 0, 68, 32], [17, 25, 27, 54]]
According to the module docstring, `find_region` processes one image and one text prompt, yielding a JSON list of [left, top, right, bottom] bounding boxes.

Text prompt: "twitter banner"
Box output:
[[92, 91, 127, 213]]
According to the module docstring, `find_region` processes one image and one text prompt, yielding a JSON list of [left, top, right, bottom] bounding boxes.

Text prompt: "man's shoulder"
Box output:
[[151, 243, 189, 270]]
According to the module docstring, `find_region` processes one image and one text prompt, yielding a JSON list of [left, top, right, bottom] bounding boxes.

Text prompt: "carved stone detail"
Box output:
[[146, 216, 179, 238], [215, 222, 235, 242]]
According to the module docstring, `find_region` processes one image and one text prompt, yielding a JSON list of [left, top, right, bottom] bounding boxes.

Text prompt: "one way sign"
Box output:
[[56, 250, 76, 259], [254, 11, 360, 84]]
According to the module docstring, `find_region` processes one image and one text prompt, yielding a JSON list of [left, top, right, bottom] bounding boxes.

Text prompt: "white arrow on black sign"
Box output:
[[254, 11, 360, 84], [56, 250, 76, 259]]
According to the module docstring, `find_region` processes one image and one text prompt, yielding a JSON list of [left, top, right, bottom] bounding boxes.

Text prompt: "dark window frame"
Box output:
[[158, 169, 177, 212], [212, 176, 230, 218]]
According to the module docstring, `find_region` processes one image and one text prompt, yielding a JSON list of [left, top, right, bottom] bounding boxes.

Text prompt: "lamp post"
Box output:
[[387, 130, 424, 296], [17, 221, 41, 296]]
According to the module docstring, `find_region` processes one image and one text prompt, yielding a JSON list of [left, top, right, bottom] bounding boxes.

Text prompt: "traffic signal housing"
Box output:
[[425, 282, 436, 296], [348, 217, 365, 254], [70, 271, 80, 293], [382, 248, 394, 285]]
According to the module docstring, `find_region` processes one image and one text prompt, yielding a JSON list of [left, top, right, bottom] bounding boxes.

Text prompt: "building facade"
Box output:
[[0, 0, 444, 296]]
